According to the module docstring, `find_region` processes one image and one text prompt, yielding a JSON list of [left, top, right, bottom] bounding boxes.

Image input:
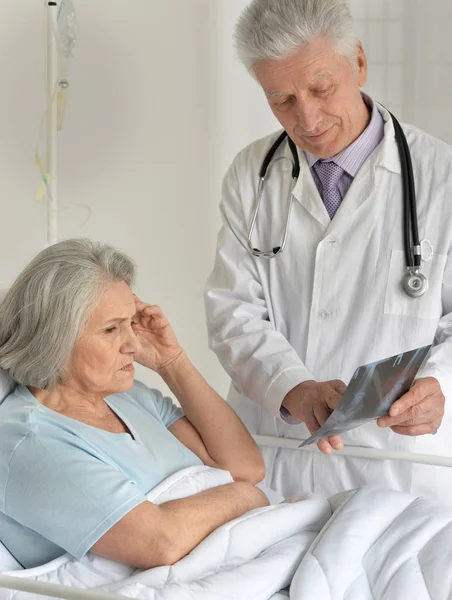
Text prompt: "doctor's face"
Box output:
[[253, 37, 369, 159]]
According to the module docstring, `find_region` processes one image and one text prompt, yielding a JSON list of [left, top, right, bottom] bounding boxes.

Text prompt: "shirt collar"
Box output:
[[304, 94, 385, 177]]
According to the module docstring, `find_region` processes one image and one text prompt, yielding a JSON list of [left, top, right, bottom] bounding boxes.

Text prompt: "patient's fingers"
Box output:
[[139, 304, 163, 317], [133, 299, 167, 328], [133, 295, 158, 312], [134, 297, 154, 313]]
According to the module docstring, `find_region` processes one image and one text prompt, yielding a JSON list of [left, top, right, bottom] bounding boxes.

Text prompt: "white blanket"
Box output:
[[1, 466, 452, 600]]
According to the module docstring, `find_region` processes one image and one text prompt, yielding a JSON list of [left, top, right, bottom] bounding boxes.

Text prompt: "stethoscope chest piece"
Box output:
[[402, 269, 428, 298]]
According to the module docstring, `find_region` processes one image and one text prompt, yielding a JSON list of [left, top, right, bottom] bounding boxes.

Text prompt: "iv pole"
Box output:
[[46, 1, 59, 245]]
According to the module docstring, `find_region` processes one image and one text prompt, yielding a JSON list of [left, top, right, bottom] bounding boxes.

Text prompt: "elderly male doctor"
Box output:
[[205, 0, 452, 507]]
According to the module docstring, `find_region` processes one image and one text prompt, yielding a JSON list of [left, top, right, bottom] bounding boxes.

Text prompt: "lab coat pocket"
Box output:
[[384, 250, 446, 319]]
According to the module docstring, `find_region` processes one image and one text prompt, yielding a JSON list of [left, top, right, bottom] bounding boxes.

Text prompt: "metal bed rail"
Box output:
[[0, 574, 123, 600], [253, 434, 452, 468]]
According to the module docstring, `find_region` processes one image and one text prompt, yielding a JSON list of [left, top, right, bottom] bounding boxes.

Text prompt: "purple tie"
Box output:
[[314, 160, 344, 219]]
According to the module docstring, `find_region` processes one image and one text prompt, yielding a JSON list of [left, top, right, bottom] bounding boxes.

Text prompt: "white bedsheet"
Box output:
[[1, 466, 452, 599]]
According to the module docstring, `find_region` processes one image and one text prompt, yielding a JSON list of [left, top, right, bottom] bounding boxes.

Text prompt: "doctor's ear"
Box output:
[[356, 42, 368, 88]]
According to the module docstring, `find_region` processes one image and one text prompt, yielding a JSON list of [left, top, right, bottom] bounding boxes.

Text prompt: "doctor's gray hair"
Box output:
[[0, 238, 135, 389], [235, 0, 359, 73]]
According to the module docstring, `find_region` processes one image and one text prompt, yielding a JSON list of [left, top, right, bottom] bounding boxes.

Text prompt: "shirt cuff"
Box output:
[[263, 366, 314, 418], [279, 404, 300, 425]]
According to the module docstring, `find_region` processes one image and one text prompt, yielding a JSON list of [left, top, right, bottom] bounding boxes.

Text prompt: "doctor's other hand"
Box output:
[[132, 297, 185, 373], [281, 380, 347, 454], [377, 377, 445, 436]]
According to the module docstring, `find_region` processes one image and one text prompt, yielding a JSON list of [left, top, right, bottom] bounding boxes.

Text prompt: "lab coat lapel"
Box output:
[[329, 108, 402, 228], [328, 158, 377, 229], [289, 148, 331, 229], [290, 106, 402, 232]]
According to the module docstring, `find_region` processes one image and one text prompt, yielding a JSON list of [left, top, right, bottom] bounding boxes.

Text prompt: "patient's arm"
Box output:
[[163, 354, 265, 484], [132, 302, 265, 484], [91, 481, 268, 570]]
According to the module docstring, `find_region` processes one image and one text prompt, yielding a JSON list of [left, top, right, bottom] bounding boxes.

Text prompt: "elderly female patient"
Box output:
[[0, 239, 267, 570]]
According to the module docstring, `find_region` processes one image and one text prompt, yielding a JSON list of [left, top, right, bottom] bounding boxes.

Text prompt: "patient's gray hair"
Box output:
[[235, 0, 359, 73], [0, 239, 135, 389]]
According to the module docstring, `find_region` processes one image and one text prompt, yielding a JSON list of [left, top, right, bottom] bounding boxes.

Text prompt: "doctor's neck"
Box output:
[[351, 93, 373, 143]]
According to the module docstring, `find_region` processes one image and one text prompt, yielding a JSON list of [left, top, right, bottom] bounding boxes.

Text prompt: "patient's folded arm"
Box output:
[[91, 481, 269, 570], [162, 355, 266, 485]]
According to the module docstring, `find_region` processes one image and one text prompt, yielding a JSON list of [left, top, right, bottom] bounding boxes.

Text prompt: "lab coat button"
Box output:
[[317, 309, 330, 320], [328, 238, 337, 246]]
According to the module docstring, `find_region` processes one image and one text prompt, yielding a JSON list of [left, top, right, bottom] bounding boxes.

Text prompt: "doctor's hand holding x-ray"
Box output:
[[282, 376, 445, 452], [205, 0, 452, 507], [281, 380, 347, 453], [377, 377, 445, 436]]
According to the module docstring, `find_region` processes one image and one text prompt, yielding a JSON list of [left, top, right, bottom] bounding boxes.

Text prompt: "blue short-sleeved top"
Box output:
[[0, 380, 202, 568]]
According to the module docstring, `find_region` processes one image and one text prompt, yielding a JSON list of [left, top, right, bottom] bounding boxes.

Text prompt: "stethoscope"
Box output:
[[247, 112, 429, 299]]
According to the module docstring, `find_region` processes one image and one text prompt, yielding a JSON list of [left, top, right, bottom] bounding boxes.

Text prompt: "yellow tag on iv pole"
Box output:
[[35, 152, 49, 204]]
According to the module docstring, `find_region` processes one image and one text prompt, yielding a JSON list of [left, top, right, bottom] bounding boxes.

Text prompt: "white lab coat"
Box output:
[[205, 105, 452, 508]]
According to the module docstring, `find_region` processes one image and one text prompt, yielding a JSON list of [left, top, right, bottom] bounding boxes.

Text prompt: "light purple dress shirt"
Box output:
[[304, 94, 385, 206]]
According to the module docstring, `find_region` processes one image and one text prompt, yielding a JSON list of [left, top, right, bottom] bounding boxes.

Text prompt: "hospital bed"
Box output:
[[0, 446, 451, 600], [1, 368, 452, 599]]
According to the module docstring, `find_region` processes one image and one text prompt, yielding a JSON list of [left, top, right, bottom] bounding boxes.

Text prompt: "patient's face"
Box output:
[[65, 281, 141, 398]]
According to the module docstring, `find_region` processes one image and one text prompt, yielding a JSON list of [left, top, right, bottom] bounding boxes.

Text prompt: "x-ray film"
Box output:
[[299, 345, 431, 447]]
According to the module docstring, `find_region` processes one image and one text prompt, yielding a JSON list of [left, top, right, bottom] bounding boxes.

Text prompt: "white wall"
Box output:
[[0, 0, 228, 394], [0, 0, 451, 396]]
